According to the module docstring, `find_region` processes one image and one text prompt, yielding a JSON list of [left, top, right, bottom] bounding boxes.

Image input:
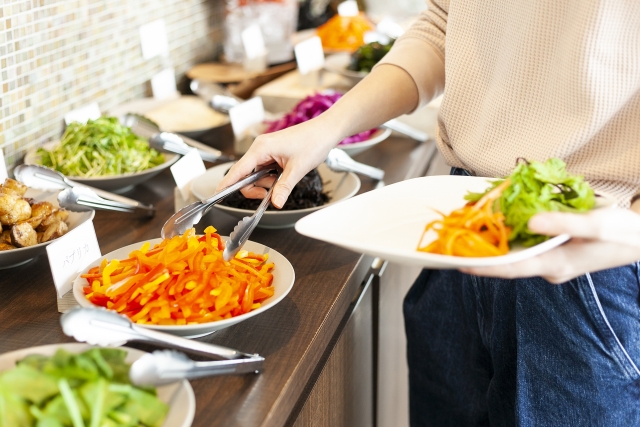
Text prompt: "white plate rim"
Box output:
[[72, 238, 296, 333], [0, 342, 195, 427], [323, 52, 367, 80], [337, 127, 391, 151]]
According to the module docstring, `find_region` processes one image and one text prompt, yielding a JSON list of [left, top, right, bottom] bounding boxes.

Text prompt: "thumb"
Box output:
[[271, 164, 307, 209]]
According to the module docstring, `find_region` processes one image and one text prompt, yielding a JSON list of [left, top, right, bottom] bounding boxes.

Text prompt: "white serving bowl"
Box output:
[[323, 52, 367, 85], [337, 127, 391, 156], [73, 238, 295, 338], [0, 343, 195, 427], [25, 142, 179, 194], [0, 189, 95, 270], [191, 162, 361, 229]]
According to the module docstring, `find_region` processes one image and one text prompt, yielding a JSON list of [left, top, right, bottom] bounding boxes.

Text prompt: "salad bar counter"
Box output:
[[0, 135, 435, 427]]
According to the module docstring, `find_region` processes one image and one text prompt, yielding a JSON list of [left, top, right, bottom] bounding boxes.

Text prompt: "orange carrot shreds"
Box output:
[[316, 13, 374, 52], [83, 226, 276, 325], [417, 179, 512, 257]]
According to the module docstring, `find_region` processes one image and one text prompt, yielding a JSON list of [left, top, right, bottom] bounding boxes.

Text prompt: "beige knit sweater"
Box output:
[[378, 0, 640, 206]]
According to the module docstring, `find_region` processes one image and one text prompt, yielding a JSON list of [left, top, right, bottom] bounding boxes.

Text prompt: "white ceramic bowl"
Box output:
[[24, 143, 179, 194], [0, 189, 95, 270], [337, 127, 392, 156], [323, 52, 367, 85], [191, 162, 361, 229], [73, 238, 295, 338], [0, 343, 194, 427]]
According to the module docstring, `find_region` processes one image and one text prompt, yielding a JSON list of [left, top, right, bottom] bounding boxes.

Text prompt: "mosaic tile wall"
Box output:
[[0, 0, 224, 173]]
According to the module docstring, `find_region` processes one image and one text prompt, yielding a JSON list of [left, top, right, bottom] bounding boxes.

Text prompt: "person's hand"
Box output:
[[460, 205, 640, 284], [216, 115, 342, 208]]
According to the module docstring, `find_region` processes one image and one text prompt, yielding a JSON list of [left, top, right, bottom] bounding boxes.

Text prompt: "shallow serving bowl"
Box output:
[[24, 142, 179, 194], [323, 52, 367, 85], [191, 162, 361, 229], [0, 343, 195, 427], [0, 189, 95, 270], [73, 238, 295, 338]]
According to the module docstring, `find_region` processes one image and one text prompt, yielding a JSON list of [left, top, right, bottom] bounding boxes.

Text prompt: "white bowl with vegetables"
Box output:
[[25, 117, 179, 193], [0, 343, 195, 427]]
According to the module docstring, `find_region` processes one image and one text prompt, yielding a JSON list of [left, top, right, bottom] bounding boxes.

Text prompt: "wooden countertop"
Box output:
[[0, 135, 434, 427]]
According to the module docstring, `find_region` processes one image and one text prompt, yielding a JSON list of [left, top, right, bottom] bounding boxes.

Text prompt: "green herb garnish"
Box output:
[[347, 40, 395, 73], [465, 158, 596, 247], [37, 117, 165, 178]]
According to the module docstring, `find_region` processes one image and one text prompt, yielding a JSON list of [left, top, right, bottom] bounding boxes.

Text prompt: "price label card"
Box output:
[[0, 148, 7, 182], [294, 36, 325, 75], [170, 148, 206, 200], [139, 19, 169, 60], [229, 97, 265, 137], [241, 24, 267, 60], [151, 68, 178, 101], [47, 220, 102, 298], [64, 103, 101, 125], [337, 0, 359, 17]]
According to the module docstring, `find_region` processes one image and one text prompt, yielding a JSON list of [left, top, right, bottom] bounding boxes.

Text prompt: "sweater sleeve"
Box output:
[[374, 0, 449, 110]]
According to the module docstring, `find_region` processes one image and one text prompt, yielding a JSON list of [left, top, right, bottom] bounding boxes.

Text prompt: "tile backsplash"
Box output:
[[0, 0, 224, 173]]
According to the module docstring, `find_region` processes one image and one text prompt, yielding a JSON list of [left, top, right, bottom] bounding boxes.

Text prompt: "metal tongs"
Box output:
[[61, 307, 264, 386], [161, 163, 280, 239], [14, 164, 156, 216], [123, 114, 233, 163], [325, 148, 385, 181]]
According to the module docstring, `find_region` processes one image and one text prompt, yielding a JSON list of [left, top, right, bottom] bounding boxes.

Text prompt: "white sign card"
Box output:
[[170, 148, 206, 200], [151, 68, 178, 101], [294, 36, 325, 75], [229, 97, 265, 137], [337, 1, 359, 17], [47, 220, 102, 298], [0, 148, 7, 182], [241, 24, 267, 59], [139, 19, 169, 60], [64, 102, 101, 125]]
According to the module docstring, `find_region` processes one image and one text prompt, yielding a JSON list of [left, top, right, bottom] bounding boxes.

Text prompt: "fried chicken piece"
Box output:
[[0, 243, 16, 251], [0, 230, 11, 244], [0, 178, 27, 196], [31, 202, 54, 219], [0, 193, 31, 226], [41, 220, 68, 243], [10, 222, 38, 248]]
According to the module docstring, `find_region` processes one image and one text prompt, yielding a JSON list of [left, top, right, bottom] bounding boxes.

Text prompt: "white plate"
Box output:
[[323, 52, 367, 85], [73, 238, 295, 338], [0, 189, 95, 269], [191, 162, 361, 229], [337, 127, 392, 156], [25, 142, 180, 194], [0, 343, 195, 427], [295, 175, 613, 269]]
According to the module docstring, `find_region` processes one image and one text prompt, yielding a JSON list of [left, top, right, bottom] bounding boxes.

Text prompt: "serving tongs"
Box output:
[[325, 148, 385, 181], [161, 163, 280, 239], [14, 164, 156, 216], [123, 114, 233, 163], [61, 307, 264, 386], [190, 80, 242, 114]]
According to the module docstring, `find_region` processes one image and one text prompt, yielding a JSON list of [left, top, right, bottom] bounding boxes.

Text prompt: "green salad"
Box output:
[[347, 40, 395, 73], [37, 117, 165, 178], [465, 158, 596, 246], [0, 348, 169, 427]]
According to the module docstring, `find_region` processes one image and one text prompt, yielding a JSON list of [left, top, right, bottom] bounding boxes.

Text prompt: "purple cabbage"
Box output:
[[265, 92, 377, 145]]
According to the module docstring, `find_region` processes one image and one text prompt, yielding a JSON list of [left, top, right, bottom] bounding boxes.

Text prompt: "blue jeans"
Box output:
[[404, 168, 640, 426]]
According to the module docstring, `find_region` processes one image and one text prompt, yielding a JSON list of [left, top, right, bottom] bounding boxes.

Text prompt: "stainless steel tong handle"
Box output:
[[58, 187, 155, 217], [149, 132, 232, 163], [201, 164, 279, 208], [325, 149, 385, 180], [383, 119, 429, 142]]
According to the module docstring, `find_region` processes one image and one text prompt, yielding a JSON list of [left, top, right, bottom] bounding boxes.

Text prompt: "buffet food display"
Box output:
[[316, 13, 374, 52]]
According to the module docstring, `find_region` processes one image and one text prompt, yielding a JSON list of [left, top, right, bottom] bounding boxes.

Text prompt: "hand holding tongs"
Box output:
[[161, 163, 280, 239], [61, 307, 264, 386], [325, 148, 385, 181], [14, 164, 155, 216], [124, 114, 233, 163]]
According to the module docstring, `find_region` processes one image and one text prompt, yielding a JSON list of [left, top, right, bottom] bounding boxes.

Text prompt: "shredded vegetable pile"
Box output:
[[37, 117, 165, 178], [265, 92, 377, 145], [83, 226, 275, 325], [316, 13, 374, 52], [0, 347, 168, 427], [419, 158, 596, 257]]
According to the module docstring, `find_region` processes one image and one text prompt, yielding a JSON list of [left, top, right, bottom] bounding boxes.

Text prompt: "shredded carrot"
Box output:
[[83, 226, 275, 325], [418, 179, 512, 257], [316, 13, 374, 52]]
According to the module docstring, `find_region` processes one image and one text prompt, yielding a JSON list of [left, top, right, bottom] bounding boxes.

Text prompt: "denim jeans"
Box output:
[[404, 168, 640, 426]]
